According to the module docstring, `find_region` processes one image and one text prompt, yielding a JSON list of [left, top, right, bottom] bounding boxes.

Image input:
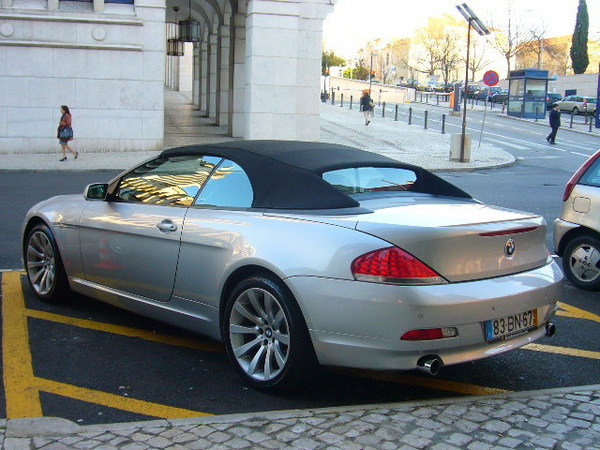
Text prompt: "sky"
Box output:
[[322, 0, 600, 59]]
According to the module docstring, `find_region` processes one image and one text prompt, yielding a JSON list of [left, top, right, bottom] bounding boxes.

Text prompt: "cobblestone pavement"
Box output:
[[1, 385, 598, 449]]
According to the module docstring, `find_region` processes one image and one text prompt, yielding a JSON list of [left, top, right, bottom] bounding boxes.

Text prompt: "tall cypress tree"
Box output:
[[570, 0, 589, 74]]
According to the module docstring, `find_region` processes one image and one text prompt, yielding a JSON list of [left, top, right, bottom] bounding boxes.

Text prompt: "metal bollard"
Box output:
[[340, 93, 344, 107], [424, 110, 428, 129], [535, 107, 539, 123], [442, 114, 446, 134], [394, 104, 398, 121], [408, 107, 413, 125], [331, 91, 335, 105], [570, 113, 574, 128], [382, 102, 386, 118], [436, 95, 439, 106], [350, 95, 353, 110], [590, 117, 593, 132]]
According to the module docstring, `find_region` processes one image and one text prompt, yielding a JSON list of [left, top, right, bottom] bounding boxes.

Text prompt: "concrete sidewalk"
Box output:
[[0, 91, 515, 172], [2, 385, 599, 449]]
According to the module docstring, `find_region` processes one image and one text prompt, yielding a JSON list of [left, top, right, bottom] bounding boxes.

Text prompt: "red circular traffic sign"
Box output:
[[483, 70, 499, 86]]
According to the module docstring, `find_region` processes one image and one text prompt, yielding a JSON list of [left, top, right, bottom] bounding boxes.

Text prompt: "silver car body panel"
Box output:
[[23, 190, 563, 371], [554, 184, 600, 247]]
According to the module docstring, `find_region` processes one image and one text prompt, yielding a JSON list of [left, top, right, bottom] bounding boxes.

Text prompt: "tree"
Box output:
[[570, 0, 589, 74], [321, 51, 345, 76], [487, 5, 537, 77]]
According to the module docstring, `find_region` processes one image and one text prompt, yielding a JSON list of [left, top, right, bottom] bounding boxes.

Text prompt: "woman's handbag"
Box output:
[[59, 126, 73, 139]]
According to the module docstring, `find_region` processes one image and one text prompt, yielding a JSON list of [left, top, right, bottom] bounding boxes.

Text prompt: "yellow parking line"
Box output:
[[34, 377, 210, 419], [336, 369, 511, 396], [524, 343, 600, 360], [1, 272, 211, 419], [26, 309, 224, 353], [557, 302, 600, 323], [2, 271, 43, 418]]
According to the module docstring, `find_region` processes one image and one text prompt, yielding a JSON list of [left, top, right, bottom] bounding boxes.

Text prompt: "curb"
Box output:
[[6, 384, 600, 439]]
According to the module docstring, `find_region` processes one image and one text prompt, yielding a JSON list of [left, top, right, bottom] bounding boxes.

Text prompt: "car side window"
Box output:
[[115, 155, 223, 206], [194, 159, 254, 208]]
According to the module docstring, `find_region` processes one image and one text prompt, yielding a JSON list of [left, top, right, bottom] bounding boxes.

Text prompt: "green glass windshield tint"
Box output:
[[323, 167, 417, 195]]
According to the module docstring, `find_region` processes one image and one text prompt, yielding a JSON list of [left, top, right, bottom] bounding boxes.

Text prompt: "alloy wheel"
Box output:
[[26, 230, 57, 296], [228, 287, 290, 382]]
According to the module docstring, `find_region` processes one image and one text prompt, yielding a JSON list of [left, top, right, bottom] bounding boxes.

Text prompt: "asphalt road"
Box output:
[[1, 117, 599, 425]]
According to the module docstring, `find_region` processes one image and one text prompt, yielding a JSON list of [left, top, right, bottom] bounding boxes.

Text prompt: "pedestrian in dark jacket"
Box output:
[[359, 90, 374, 125], [546, 103, 561, 144]]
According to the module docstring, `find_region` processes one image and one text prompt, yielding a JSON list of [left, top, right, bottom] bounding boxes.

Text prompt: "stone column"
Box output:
[[192, 43, 201, 108], [218, 23, 231, 128], [230, 12, 246, 138], [243, 0, 335, 140], [200, 38, 209, 115], [208, 31, 218, 122]]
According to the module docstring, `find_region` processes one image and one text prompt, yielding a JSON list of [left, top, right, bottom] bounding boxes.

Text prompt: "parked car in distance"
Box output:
[[465, 84, 481, 99], [490, 89, 509, 104], [554, 150, 600, 291], [556, 95, 598, 115], [474, 86, 503, 101], [546, 93, 563, 109], [22, 141, 563, 391]]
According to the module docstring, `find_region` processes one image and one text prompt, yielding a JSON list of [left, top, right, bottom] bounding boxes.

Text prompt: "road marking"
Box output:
[[571, 151, 593, 158], [2, 271, 43, 418], [1, 272, 211, 419], [524, 344, 600, 360], [557, 302, 600, 323], [34, 378, 208, 419], [26, 309, 223, 353], [335, 369, 511, 395], [500, 142, 530, 150]]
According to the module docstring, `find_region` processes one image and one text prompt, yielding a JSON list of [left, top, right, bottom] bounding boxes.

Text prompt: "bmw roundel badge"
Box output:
[[505, 238, 516, 258]]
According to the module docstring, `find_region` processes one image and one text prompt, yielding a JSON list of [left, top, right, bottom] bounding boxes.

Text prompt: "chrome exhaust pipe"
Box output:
[[545, 322, 556, 337], [417, 355, 443, 375]]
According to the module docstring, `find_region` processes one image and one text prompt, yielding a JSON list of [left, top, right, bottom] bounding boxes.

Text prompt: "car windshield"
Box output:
[[322, 167, 417, 196]]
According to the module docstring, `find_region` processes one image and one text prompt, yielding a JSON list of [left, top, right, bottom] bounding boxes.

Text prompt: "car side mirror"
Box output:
[[84, 183, 109, 201]]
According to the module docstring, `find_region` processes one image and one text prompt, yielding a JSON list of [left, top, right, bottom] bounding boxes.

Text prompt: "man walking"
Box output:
[[546, 103, 561, 144]]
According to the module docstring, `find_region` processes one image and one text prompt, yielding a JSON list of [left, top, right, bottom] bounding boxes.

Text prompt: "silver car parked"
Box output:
[[22, 141, 563, 391], [554, 150, 600, 290]]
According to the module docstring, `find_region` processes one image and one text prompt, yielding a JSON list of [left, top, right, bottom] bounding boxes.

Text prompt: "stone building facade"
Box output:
[[0, 0, 336, 154]]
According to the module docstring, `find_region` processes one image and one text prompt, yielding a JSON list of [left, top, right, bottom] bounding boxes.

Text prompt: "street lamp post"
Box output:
[[456, 3, 490, 162], [369, 52, 377, 94]]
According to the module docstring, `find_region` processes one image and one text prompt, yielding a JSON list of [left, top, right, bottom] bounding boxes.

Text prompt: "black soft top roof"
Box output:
[[161, 141, 471, 210]]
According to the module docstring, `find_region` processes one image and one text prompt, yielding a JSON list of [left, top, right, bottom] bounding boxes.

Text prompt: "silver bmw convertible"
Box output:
[[22, 141, 563, 390]]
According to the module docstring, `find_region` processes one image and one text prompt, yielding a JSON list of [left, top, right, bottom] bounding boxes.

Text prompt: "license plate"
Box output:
[[485, 309, 538, 342]]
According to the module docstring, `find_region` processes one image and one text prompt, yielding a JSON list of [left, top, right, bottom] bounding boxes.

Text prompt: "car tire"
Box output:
[[562, 235, 600, 291], [223, 275, 317, 391], [24, 223, 70, 302], [572, 107, 579, 115]]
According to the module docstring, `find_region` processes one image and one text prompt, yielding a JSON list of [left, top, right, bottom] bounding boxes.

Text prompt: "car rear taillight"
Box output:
[[351, 247, 447, 285], [563, 151, 600, 202]]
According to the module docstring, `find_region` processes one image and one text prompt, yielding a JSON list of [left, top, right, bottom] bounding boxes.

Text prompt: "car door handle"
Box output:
[[156, 220, 178, 233]]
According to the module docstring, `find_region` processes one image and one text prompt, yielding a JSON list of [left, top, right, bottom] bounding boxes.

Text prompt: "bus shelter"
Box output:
[[507, 69, 550, 119]]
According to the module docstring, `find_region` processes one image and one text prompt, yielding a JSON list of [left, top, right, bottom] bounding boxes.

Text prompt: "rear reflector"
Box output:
[[352, 247, 447, 285], [401, 327, 459, 340]]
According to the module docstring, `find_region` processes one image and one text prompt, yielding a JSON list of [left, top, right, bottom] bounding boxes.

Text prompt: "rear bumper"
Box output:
[[286, 260, 563, 371], [553, 218, 580, 255]]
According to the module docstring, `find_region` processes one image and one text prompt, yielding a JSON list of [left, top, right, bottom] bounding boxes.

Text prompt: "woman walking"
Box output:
[[360, 90, 374, 125], [58, 105, 78, 161]]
